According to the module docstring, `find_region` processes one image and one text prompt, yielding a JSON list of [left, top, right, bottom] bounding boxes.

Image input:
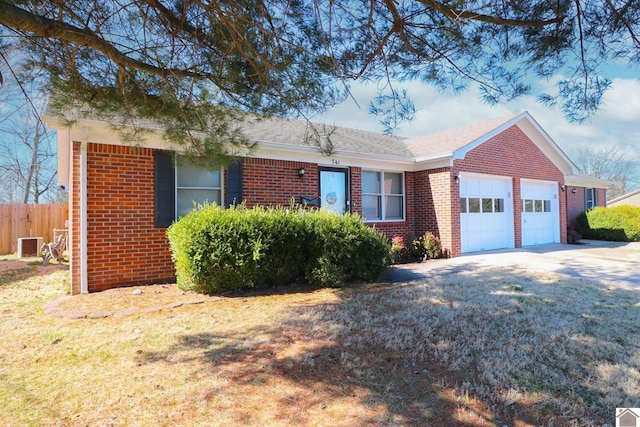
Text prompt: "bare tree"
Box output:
[[571, 144, 639, 200], [0, 66, 57, 203]]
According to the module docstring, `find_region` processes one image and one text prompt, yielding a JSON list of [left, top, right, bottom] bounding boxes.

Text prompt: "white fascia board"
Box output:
[[44, 115, 418, 171], [414, 157, 454, 170], [565, 174, 614, 188], [450, 111, 579, 176], [452, 114, 527, 161], [514, 113, 579, 175], [414, 152, 454, 163], [244, 139, 417, 170], [43, 115, 187, 151]]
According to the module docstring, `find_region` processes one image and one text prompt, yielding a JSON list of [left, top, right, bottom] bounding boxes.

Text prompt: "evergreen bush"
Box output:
[[166, 204, 391, 293], [576, 205, 640, 242]]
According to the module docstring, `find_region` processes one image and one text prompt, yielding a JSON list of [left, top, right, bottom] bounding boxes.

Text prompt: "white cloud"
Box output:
[[593, 78, 640, 123], [319, 76, 640, 167]]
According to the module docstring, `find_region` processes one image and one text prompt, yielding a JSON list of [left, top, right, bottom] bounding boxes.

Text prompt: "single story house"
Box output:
[[608, 189, 640, 207], [43, 110, 609, 294]]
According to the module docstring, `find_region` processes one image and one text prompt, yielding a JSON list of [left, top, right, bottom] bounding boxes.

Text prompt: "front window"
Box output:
[[585, 188, 596, 210], [176, 157, 221, 218], [362, 171, 405, 221]]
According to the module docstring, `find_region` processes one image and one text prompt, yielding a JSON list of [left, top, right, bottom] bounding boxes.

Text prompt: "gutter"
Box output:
[[80, 127, 89, 294]]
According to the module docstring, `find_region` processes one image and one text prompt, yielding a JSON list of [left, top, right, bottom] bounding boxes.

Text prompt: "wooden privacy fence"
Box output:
[[0, 204, 69, 255]]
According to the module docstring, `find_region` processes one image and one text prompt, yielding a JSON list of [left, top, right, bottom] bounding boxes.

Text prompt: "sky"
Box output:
[[316, 74, 640, 188]]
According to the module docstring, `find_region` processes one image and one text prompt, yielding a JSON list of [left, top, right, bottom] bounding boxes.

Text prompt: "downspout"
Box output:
[[80, 127, 89, 294]]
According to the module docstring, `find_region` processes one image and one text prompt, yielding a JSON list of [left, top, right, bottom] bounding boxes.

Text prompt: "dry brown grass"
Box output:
[[1, 253, 636, 426]]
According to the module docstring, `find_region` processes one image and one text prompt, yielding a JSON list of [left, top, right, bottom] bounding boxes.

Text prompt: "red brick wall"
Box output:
[[68, 124, 576, 293], [566, 186, 585, 228], [566, 186, 608, 228], [454, 124, 567, 246], [242, 158, 319, 207], [70, 143, 175, 294], [597, 188, 607, 207], [411, 168, 457, 256]]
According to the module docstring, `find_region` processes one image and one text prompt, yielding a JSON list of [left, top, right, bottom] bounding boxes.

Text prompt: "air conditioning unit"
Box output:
[[18, 237, 43, 258]]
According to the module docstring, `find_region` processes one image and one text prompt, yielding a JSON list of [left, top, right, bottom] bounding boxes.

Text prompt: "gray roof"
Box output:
[[241, 116, 412, 157], [403, 113, 519, 158]]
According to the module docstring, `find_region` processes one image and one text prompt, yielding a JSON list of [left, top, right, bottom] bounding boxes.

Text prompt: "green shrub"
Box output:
[[389, 232, 443, 264], [166, 205, 391, 293], [576, 205, 640, 242], [389, 237, 409, 264], [302, 210, 392, 286], [421, 232, 443, 260]]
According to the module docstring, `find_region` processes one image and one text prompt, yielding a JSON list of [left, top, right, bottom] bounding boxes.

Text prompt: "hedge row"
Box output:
[[166, 204, 391, 293], [576, 205, 640, 242]]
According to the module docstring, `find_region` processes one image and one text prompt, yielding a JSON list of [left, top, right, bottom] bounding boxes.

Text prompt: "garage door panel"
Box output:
[[460, 175, 514, 253], [521, 180, 559, 246]]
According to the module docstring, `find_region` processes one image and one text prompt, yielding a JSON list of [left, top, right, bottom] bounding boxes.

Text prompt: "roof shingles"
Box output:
[[403, 113, 520, 158]]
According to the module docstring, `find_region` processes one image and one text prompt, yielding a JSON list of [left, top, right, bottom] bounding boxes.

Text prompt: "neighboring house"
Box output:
[[43, 111, 609, 294], [608, 189, 640, 207]]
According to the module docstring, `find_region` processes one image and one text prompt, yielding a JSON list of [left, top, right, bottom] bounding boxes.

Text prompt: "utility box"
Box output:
[[17, 237, 43, 258]]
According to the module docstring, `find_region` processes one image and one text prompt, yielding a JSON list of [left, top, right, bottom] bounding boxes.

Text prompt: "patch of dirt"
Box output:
[[0, 259, 40, 272], [0, 258, 63, 280], [51, 283, 220, 317]]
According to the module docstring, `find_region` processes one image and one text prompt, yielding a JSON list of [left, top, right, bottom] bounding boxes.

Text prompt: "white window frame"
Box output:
[[585, 188, 596, 210], [361, 170, 405, 222], [175, 156, 223, 218]]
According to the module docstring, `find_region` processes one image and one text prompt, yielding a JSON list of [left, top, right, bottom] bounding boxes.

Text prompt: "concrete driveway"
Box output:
[[386, 240, 640, 286]]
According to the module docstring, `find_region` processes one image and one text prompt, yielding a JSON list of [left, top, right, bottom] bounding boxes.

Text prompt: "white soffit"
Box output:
[[565, 174, 614, 188]]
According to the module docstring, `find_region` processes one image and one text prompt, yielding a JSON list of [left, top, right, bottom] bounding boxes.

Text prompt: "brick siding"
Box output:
[[454, 124, 568, 250], [566, 186, 608, 228], [242, 158, 319, 207], [68, 124, 586, 293], [71, 143, 174, 293]]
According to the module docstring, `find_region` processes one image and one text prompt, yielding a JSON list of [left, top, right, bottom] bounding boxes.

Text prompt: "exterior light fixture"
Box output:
[[298, 167, 306, 178], [572, 188, 577, 194]]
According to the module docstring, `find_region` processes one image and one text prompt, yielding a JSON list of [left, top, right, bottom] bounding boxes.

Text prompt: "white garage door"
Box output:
[[521, 180, 560, 246], [460, 174, 514, 253]]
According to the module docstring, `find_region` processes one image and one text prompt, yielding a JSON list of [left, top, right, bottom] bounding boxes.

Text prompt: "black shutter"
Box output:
[[225, 160, 243, 207], [154, 150, 175, 228]]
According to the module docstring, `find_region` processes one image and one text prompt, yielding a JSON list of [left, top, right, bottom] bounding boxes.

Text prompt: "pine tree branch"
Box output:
[[0, 1, 214, 80]]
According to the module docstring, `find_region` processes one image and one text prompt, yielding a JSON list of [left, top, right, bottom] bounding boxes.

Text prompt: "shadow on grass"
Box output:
[[0, 259, 67, 287], [135, 264, 639, 425]]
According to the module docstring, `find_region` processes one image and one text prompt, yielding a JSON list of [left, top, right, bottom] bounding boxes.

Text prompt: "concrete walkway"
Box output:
[[386, 240, 640, 286]]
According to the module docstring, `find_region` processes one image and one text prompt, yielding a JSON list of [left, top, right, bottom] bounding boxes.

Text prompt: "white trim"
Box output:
[[565, 174, 613, 188], [174, 156, 223, 219], [452, 112, 578, 176], [57, 130, 70, 188], [453, 114, 524, 160], [361, 170, 406, 222], [520, 177, 560, 187], [458, 171, 513, 182], [79, 128, 89, 294], [514, 112, 578, 175]]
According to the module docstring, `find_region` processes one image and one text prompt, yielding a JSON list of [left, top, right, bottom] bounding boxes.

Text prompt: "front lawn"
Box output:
[[1, 256, 637, 426]]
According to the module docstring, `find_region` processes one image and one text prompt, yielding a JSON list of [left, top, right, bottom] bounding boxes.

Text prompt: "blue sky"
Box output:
[[316, 73, 640, 186]]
